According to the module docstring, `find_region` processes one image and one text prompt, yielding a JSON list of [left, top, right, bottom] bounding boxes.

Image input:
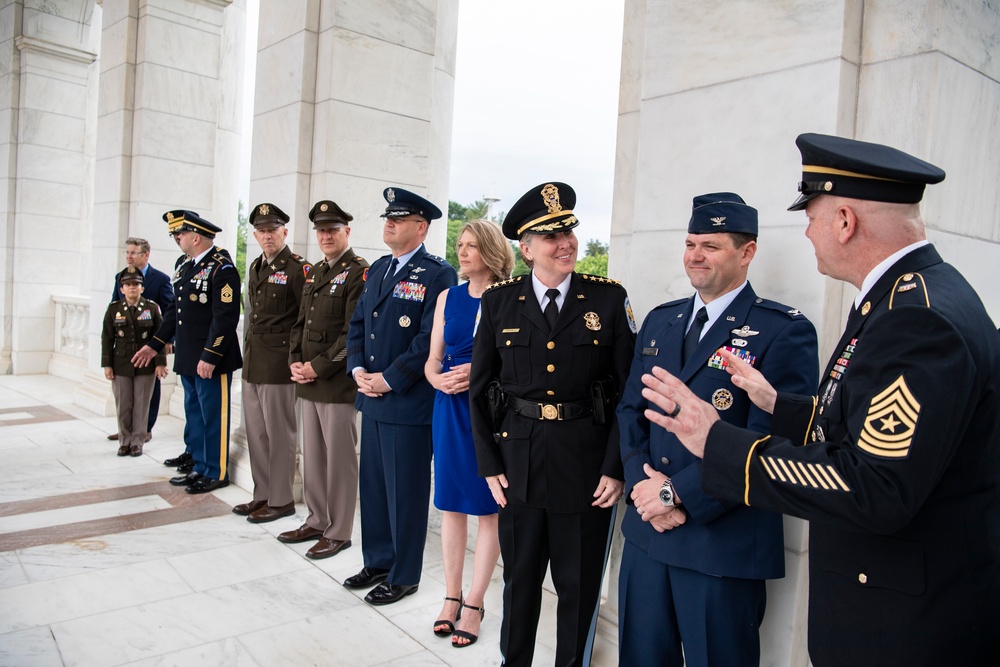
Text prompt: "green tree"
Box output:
[[445, 199, 498, 271], [575, 238, 608, 276], [235, 200, 249, 280]]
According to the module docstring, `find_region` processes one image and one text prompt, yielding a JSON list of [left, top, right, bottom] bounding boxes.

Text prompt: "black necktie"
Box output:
[[544, 288, 560, 330], [682, 307, 708, 365], [384, 257, 398, 284]]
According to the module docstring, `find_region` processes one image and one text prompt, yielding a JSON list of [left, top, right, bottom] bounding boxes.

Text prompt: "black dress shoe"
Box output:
[[364, 582, 418, 606], [186, 477, 230, 494], [164, 452, 193, 467], [176, 461, 195, 473], [343, 567, 390, 589], [169, 472, 202, 486]]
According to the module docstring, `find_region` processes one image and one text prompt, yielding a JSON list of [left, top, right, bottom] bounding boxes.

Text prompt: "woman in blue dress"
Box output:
[[425, 219, 514, 647]]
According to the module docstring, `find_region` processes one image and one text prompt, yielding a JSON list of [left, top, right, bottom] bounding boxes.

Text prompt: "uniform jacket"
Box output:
[[150, 247, 243, 377], [101, 298, 166, 376], [702, 245, 1000, 665], [113, 264, 174, 343], [470, 273, 635, 513], [242, 245, 311, 384], [617, 283, 818, 580], [290, 248, 369, 403], [346, 244, 456, 424]]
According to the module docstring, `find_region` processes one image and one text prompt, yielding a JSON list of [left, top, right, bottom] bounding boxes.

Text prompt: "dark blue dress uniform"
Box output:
[[469, 182, 636, 667], [345, 188, 457, 591], [617, 286, 817, 666], [148, 211, 242, 488], [699, 135, 1000, 665]]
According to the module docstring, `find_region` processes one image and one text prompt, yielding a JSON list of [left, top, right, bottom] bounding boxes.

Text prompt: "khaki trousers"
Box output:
[[301, 400, 359, 541], [112, 374, 156, 449], [242, 381, 298, 506]]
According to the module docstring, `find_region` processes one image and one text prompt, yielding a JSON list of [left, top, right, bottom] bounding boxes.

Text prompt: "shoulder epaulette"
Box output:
[[650, 297, 688, 312], [888, 272, 930, 309], [289, 253, 309, 265], [424, 254, 449, 266], [580, 273, 622, 286], [753, 297, 807, 319], [485, 275, 524, 292]]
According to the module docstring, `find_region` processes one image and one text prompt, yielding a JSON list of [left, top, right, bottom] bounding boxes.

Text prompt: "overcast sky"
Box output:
[[448, 1, 625, 243], [241, 1, 625, 243]]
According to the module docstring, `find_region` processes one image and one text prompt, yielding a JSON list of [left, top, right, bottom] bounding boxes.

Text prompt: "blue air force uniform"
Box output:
[[148, 210, 242, 488], [700, 135, 1000, 665], [345, 188, 457, 592], [616, 194, 819, 666]]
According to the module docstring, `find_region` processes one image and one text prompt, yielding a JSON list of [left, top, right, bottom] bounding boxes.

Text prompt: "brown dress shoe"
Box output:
[[247, 502, 295, 524], [277, 524, 323, 543], [129, 445, 143, 457], [117, 444, 130, 456], [108, 433, 120, 441], [306, 538, 352, 560], [232, 500, 267, 516]]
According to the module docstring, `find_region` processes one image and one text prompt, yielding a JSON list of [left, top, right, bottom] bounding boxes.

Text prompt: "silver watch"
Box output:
[[658, 479, 676, 507]]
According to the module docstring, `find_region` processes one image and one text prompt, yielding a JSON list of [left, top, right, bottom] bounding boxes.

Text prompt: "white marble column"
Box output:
[[609, 1, 999, 664], [0, 0, 100, 375]]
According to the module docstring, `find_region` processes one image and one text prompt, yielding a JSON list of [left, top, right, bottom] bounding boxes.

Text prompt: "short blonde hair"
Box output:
[[457, 219, 514, 283]]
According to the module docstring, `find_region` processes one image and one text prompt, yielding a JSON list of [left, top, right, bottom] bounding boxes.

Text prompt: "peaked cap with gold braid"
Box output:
[[502, 182, 580, 240]]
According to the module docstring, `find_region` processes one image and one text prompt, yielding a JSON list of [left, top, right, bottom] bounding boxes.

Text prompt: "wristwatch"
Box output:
[[659, 478, 677, 507]]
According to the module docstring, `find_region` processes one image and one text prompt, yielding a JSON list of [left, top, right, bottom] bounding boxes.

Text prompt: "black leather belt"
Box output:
[[507, 395, 592, 421]]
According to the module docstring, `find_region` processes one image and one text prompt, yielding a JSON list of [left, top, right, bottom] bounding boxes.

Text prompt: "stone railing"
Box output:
[[51, 294, 90, 360]]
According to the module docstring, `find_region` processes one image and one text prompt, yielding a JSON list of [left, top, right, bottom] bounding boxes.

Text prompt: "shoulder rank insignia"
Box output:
[[889, 272, 929, 309], [858, 375, 920, 459], [220, 284, 234, 303]]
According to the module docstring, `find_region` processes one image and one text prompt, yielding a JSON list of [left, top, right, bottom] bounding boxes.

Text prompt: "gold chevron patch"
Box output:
[[220, 284, 233, 303], [858, 375, 920, 458]]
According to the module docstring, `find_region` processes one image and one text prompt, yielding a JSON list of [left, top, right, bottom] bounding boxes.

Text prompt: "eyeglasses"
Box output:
[[124, 251, 147, 257]]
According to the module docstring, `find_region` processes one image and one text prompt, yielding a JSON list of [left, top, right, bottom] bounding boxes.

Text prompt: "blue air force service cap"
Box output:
[[249, 203, 289, 229], [502, 182, 580, 240], [163, 210, 222, 239], [381, 187, 442, 222], [788, 133, 946, 211], [309, 200, 353, 228], [688, 192, 758, 235]]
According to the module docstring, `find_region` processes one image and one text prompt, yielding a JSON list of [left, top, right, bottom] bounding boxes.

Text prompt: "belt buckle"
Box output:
[[540, 403, 559, 420]]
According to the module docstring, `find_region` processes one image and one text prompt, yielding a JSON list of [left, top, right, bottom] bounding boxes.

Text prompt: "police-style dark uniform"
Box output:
[[148, 210, 242, 493], [345, 188, 456, 598], [469, 183, 635, 667], [616, 194, 819, 666], [112, 262, 174, 435], [699, 135, 1000, 665], [239, 203, 311, 521], [102, 269, 165, 455], [284, 199, 369, 557]]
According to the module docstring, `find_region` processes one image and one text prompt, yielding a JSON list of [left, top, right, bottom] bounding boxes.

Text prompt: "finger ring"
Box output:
[[667, 404, 681, 418]]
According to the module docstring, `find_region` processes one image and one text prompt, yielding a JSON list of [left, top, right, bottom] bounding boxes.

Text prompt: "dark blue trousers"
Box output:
[[180, 373, 232, 481], [358, 418, 432, 586], [147, 377, 160, 432]]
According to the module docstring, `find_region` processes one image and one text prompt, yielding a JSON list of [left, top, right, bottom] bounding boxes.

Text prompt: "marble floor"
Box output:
[[0, 374, 618, 666]]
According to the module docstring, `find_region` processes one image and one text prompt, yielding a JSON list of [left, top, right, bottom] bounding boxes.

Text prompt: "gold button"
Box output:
[[546, 364, 555, 372], [593, 339, 598, 345], [546, 390, 555, 396], [502, 432, 508, 438], [546, 341, 555, 350], [858, 573, 868, 584], [506, 340, 511, 346]]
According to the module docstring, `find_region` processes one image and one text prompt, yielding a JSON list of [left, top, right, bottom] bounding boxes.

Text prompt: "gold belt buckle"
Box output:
[[540, 403, 559, 420]]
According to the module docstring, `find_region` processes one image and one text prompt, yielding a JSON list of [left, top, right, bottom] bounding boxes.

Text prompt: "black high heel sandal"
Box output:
[[452, 602, 485, 647], [433, 595, 463, 636]]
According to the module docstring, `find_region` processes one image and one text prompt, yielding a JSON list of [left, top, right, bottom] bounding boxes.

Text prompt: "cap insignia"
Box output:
[[166, 212, 178, 222], [320, 203, 329, 212], [710, 217, 726, 225], [541, 183, 562, 214], [386, 188, 396, 203], [258, 204, 269, 216]]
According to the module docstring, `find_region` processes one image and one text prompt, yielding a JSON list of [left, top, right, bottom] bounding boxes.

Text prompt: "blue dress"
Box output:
[[433, 283, 497, 515]]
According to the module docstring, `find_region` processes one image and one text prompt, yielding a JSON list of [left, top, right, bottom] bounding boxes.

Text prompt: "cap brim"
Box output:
[[787, 191, 821, 212], [313, 221, 346, 229]]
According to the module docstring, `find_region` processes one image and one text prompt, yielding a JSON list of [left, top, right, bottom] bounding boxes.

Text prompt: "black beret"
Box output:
[[249, 203, 289, 229], [688, 192, 758, 235], [308, 200, 353, 227], [502, 182, 579, 240], [789, 133, 946, 211], [381, 187, 442, 221], [163, 210, 222, 238]]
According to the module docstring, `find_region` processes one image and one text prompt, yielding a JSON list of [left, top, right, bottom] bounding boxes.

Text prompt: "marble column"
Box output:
[[0, 0, 99, 375], [609, 1, 999, 663]]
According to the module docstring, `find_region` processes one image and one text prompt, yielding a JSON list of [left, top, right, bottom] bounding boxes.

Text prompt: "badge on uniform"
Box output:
[[332, 270, 348, 285], [708, 346, 756, 369], [362, 268, 369, 282], [221, 284, 233, 303], [712, 388, 734, 410], [392, 281, 426, 302], [624, 297, 637, 334], [731, 326, 759, 337], [268, 271, 288, 285], [199, 293, 207, 304], [399, 315, 411, 328], [584, 312, 601, 331], [115, 312, 126, 321], [138, 309, 152, 321]]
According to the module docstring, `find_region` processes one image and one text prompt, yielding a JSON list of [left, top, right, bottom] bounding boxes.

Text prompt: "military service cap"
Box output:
[[502, 182, 579, 240], [118, 266, 144, 285], [163, 210, 222, 239], [309, 200, 353, 228], [249, 203, 289, 229], [688, 192, 758, 235], [381, 187, 442, 222], [788, 133, 946, 211]]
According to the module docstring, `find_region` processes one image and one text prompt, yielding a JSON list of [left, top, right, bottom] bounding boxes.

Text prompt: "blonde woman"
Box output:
[[425, 219, 514, 647]]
